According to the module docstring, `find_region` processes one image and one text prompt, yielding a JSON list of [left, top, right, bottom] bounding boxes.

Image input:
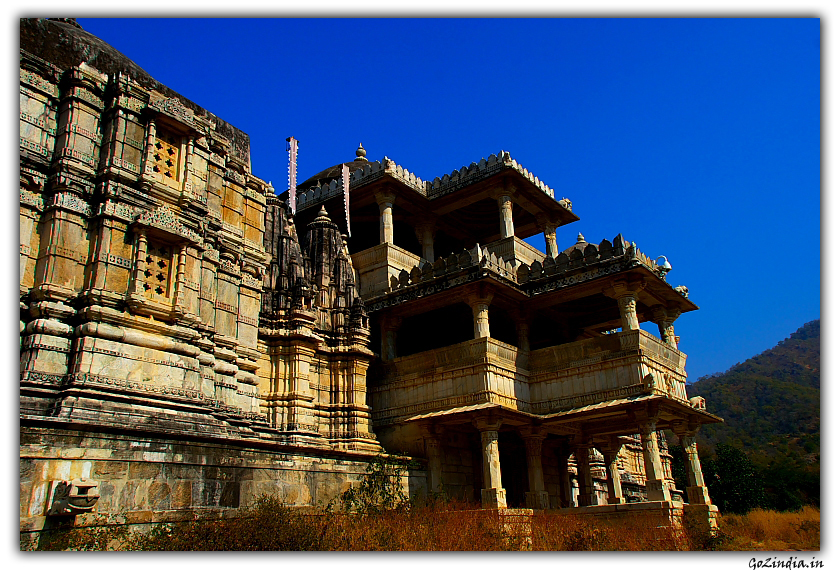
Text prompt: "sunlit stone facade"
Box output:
[[19, 18, 720, 537]]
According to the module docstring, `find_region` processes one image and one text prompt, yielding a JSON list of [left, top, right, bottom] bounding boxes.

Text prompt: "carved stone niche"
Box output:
[[47, 479, 100, 516], [127, 205, 202, 321]]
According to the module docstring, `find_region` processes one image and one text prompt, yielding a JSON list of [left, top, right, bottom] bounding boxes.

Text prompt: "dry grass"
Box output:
[[23, 498, 820, 551], [714, 506, 820, 551]]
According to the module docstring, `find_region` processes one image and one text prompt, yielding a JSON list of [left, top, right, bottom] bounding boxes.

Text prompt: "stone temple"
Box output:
[[19, 18, 722, 539]]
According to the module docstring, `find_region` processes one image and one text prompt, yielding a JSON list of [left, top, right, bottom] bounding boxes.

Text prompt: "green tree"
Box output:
[[705, 444, 766, 514]]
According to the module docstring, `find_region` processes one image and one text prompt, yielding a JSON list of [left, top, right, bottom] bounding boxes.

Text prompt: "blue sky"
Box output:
[[75, 17, 820, 382]]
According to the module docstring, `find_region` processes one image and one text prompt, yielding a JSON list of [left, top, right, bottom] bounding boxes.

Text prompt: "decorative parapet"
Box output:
[[294, 150, 574, 214], [386, 243, 517, 293], [517, 234, 676, 288], [427, 150, 572, 212]]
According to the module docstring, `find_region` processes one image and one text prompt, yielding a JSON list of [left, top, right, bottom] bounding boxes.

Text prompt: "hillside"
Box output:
[[687, 319, 820, 468]]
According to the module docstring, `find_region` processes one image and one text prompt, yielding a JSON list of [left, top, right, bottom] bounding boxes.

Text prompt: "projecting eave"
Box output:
[[286, 150, 579, 232]]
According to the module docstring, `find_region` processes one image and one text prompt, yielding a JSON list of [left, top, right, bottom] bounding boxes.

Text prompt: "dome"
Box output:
[[297, 144, 369, 190], [562, 232, 593, 256]]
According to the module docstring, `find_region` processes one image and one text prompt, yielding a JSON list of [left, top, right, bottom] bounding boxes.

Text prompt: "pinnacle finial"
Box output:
[[355, 143, 368, 162], [577, 233, 586, 243]]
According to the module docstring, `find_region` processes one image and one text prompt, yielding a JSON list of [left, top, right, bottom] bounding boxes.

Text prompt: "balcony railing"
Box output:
[[369, 337, 527, 425], [351, 243, 424, 299], [528, 329, 688, 413], [369, 329, 689, 426], [484, 236, 545, 267]]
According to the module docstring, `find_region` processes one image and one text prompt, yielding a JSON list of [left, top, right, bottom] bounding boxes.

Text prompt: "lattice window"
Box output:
[[152, 131, 181, 181], [142, 242, 173, 301]]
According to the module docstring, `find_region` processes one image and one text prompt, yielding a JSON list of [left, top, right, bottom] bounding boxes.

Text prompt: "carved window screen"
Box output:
[[152, 131, 181, 182], [142, 242, 174, 301]]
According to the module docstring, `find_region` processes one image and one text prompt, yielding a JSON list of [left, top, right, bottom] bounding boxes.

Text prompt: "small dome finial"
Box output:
[[354, 143, 368, 162], [577, 232, 586, 243]]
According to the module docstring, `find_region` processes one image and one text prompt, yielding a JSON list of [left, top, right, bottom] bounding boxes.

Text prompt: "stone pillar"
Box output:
[[618, 293, 640, 331], [522, 432, 549, 509], [516, 319, 530, 352], [557, 448, 572, 508], [601, 437, 626, 505], [574, 443, 596, 507], [90, 217, 113, 291], [543, 225, 558, 258], [652, 305, 681, 349], [497, 194, 514, 239], [128, 228, 149, 300], [468, 294, 493, 339], [639, 420, 671, 502], [375, 192, 396, 245], [141, 117, 157, 176], [420, 424, 444, 495], [380, 316, 401, 361], [474, 417, 506, 508], [173, 243, 188, 312], [415, 220, 436, 262], [675, 425, 712, 505], [603, 279, 645, 332]]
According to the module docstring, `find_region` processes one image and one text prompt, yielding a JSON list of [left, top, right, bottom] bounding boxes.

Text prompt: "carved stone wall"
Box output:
[[19, 19, 385, 535]]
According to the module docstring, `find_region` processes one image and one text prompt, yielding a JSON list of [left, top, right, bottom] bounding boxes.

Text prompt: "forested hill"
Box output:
[[687, 319, 820, 468]]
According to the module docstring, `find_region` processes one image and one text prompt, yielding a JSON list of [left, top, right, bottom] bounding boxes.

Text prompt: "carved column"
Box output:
[[415, 220, 436, 262], [90, 217, 113, 291], [420, 423, 444, 494], [544, 226, 559, 258], [474, 417, 506, 508], [173, 243, 188, 313], [128, 228, 149, 299], [574, 442, 597, 507], [182, 135, 194, 196], [674, 424, 712, 505], [604, 279, 645, 332], [516, 319, 530, 352], [522, 430, 549, 509], [141, 117, 157, 177], [651, 304, 681, 349], [497, 194, 514, 239], [468, 294, 493, 339], [537, 215, 559, 258], [380, 315, 401, 361], [557, 445, 572, 508], [374, 192, 396, 245], [639, 420, 671, 502], [601, 437, 626, 505], [618, 294, 639, 331]]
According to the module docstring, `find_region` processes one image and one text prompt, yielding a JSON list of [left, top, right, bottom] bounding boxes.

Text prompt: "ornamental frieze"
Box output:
[[67, 372, 205, 401], [116, 94, 146, 114], [67, 86, 104, 110], [49, 192, 92, 217], [20, 189, 44, 211], [135, 205, 202, 244], [20, 110, 56, 135], [149, 96, 195, 126], [20, 137, 50, 157], [98, 200, 136, 221], [19, 69, 59, 98]]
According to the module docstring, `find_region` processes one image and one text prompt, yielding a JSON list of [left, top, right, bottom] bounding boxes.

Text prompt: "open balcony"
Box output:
[[369, 329, 689, 427]]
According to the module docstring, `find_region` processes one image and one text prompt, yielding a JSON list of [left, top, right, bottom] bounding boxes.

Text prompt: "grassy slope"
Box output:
[[687, 320, 820, 469]]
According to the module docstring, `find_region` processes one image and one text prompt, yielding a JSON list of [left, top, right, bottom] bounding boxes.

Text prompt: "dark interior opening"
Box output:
[[395, 303, 474, 357], [499, 431, 529, 508]]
